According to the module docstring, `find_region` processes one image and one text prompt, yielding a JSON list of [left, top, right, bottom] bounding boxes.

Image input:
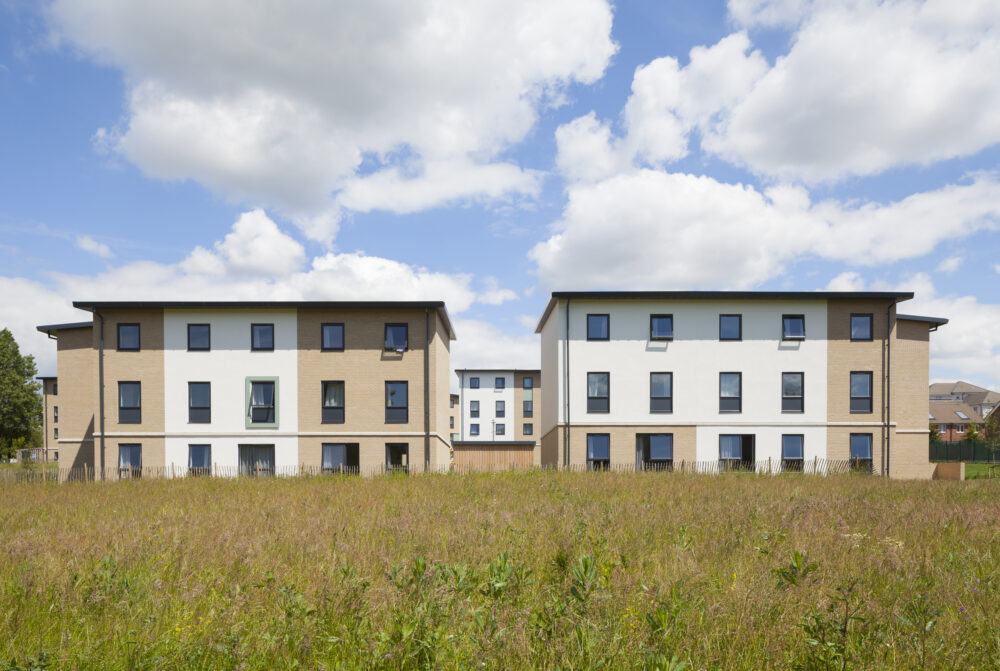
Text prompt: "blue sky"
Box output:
[[1, 0, 999, 389]]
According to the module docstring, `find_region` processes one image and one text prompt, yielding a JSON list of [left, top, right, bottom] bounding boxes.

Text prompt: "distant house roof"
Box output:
[[929, 400, 984, 424], [963, 390, 1000, 406], [929, 381, 992, 399]]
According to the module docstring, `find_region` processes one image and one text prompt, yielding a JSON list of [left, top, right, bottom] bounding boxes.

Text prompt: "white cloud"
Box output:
[[936, 255, 963, 274], [728, 0, 811, 27], [450, 318, 540, 380], [210, 209, 305, 276], [48, 0, 617, 241], [75, 234, 114, 258], [824, 271, 866, 292], [476, 277, 518, 306]]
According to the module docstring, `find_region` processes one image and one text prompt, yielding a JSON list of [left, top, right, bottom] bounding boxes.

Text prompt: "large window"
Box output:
[[496, 400, 505, 418], [187, 324, 210, 351], [850, 372, 873, 413], [323, 443, 359, 474], [587, 434, 610, 471], [782, 373, 804, 413], [719, 434, 755, 471], [118, 382, 141, 424], [637, 434, 673, 471], [386, 443, 409, 474], [239, 444, 275, 477], [117, 323, 140, 351], [851, 314, 873, 341], [781, 435, 804, 472], [650, 372, 672, 413], [188, 382, 211, 423], [470, 400, 480, 418], [251, 323, 274, 351], [587, 314, 609, 341], [321, 323, 345, 351], [523, 399, 533, 418], [118, 444, 142, 479], [849, 433, 873, 473], [385, 381, 408, 423], [249, 381, 275, 424], [719, 373, 742, 413], [495, 377, 505, 390], [470, 377, 480, 389], [650, 314, 673, 341], [322, 381, 345, 423], [188, 444, 211, 476], [385, 324, 408, 351], [719, 314, 742, 341], [587, 372, 610, 413]]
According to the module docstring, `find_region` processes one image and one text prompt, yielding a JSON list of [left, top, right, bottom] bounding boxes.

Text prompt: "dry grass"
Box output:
[[1, 472, 997, 669]]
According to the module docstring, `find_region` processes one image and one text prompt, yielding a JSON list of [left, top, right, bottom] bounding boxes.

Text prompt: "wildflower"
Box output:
[[959, 605, 966, 614]]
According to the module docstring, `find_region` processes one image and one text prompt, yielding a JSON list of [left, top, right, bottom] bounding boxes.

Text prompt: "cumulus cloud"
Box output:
[[47, 0, 616, 241], [727, 0, 811, 27], [75, 234, 114, 258], [476, 278, 519, 306], [450, 318, 540, 380], [936, 255, 963, 274]]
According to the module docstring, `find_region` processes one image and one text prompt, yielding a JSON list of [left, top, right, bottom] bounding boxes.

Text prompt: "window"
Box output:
[[188, 382, 211, 423], [650, 372, 672, 413], [587, 372, 610, 413], [385, 381, 408, 423], [53, 428, 58, 440], [187, 324, 210, 351], [719, 314, 742, 341], [938, 424, 948, 433], [637, 434, 673, 471], [385, 323, 408, 351], [781, 435, 804, 471], [587, 434, 610, 471], [955, 411, 969, 420], [53, 406, 58, 423], [719, 434, 755, 471], [189, 444, 211, 476], [323, 443, 359, 474], [321, 323, 345, 351], [117, 323, 140, 351], [386, 443, 409, 474], [470, 400, 480, 418], [495, 423, 506, 436], [450, 397, 456, 408], [782, 373, 804, 413], [587, 314, 609, 341], [850, 372, 873, 413], [249, 381, 275, 423], [251, 323, 274, 351], [849, 433, 873, 473], [523, 376, 533, 389], [470, 423, 480, 436], [851, 314, 873, 341], [496, 400, 505, 418], [523, 399, 533, 418], [495, 377, 505, 390], [118, 382, 141, 424], [470, 377, 480, 389], [956, 424, 967, 433], [322, 381, 345, 423], [52, 383, 57, 395], [239, 445, 275, 477], [118, 443, 142, 479], [523, 423, 533, 436], [650, 314, 673, 340], [449, 416, 454, 429], [719, 373, 742, 413], [782, 315, 805, 340]]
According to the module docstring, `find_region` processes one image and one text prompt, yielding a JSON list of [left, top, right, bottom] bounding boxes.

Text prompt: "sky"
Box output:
[[1, 0, 999, 391]]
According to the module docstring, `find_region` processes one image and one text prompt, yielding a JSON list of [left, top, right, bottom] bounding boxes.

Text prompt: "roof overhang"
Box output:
[[897, 313, 949, 327], [36, 321, 93, 335], [451, 441, 537, 447]]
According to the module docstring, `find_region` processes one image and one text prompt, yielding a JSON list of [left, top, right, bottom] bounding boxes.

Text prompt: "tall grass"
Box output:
[[1, 472, 997, 669]]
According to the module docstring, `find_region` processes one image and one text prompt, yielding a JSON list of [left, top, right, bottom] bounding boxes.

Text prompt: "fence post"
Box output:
[[813, 456, 818, 473]]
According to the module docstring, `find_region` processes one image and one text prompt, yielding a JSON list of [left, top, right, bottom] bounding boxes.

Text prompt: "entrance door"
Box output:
[[239, 444, 275, 477], [719, 434, 756, 471]]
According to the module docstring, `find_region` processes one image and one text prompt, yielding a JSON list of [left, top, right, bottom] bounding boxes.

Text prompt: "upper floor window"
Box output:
[[187, 324, 210, 351], [587, 314, 609, 341], [188, 382, 211, 423], [650, 372, 673, 413], [251, 323, 274, 351], [53, 428, 58, 440], [851, 314, 873, 341], [650, 314, 673, 340], [470, 400, 480, 418], [322, 381, 345, 424], [470, 423, 480, 436], [781, 373, 804, 413], [719, 373, 742, 413], [117, 323, 140, 351], [523, 376, 533, 389], [322, 323, 345, 351], [249, 381, 276, 423], [782, 315, 805, 340], [118, 382, 141, 423], [385, 381, 408, 423], [719, 314, 742, 341], [52, 382, 57, 395], [850, 372, 873, 413], [523, 423, 533, 435], [495, 423, 506, 436], [496, 400, 505, 418], [587, 372, 610, 413], [495, 377, 505, 390], [53, 406, 58, 423], [470, 377, 480, 389], [450, 397, 456, 408], [449, 416, 454, 429], [523, 399, 533, 418], [385, 323, 408, 351]]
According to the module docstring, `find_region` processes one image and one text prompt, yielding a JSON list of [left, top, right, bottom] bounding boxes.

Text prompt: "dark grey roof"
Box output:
[[35, 376, 57, 380], [897, 313, 948, 326], [536, 291, 914, 333], [454, 368, 541, 374], [452, 441, 537, 447], [36, 321, 93, 333]]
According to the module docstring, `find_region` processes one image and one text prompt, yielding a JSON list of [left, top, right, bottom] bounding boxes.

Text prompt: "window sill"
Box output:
[[781, 410, 805, 414], [650, 337, 673, 342]]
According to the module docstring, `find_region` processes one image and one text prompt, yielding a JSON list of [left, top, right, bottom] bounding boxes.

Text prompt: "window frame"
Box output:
[[719, 314, 742, 341], [850, 371, 873, 414], [719, 372, 742, 414], [470, 423, 480, 436], [781, 314, 806, 341], [188, 381, 211, 424], [849, 433, 874, 473], [118, 381, 142, 424], [469, 376, 480, 389], [523, 376, 533, 390], [385, 443, 409, 474], [470, 400, 480, 418], [53, 406, 58, 423], [384, 323, 409, 351], [247, 379, 278, 427], [586, 433, 611, 471], [495, 376, 506, 390], [322, 443, 360, 474], [781, 434, 804, 472], [250, 323, 275, 352], [321, 323, 345, 352], [495, 400, 505, 418], [586, 314, 610, 341], [495, 423, 506, 436], [650, 372, 673, 414], [187, 323, 211, 351], [188, 444, 212, 476], [118, 443, 142, 479], [117, 323, 140, 352], [523, 423, 533, 436], [587, 371, 610, 414], [321, 380, 346, 424], [637, 433, 674, 471], [781, 372, 804, 414], [523, 399, 533, 418], [850, 313, 874, 342], [385, 380, 409, 424], [649, 314, 674, 341]]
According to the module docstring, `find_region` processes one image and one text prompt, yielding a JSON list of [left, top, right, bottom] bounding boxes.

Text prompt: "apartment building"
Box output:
[[448, 394, 460, 443], [536, 291, 948, 479], [37, 301, 455, 478], [455, 369, 540, 442], [37, 376, 59, 461]]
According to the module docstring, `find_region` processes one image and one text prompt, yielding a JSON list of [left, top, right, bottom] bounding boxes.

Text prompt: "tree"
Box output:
[[0, 328, 42, 459], [928, 423, 941, 442], [965, 422, 982, 441], [985, 408, 1000, 444]]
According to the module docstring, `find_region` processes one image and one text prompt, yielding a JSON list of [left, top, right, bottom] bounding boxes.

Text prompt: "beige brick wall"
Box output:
[[429, 312, 452, 448], [827, 299, 893, 424], [892, 319, 930, 431], [540, 425, 560, 467], [104, 438, 166, 480], [99, 309, 165, 434], [298, 435, 431, 473], [890, 432, 935, 479], [513, 371, 541, 443], [56, 326, 96, 447], [826, 426, 885, 474], [565, 425, 697, 468]]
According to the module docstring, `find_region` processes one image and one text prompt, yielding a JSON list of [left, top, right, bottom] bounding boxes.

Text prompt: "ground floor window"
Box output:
[[188, 444, 211, 476], [849, 433, 873, 473], [386, 443, 409, 474], [323, 443, 360, 474], [119, 443, 142, 479], [587, 434, 610, 471], [239, 444, 275, 477], [719, 434, 755, 471], [636, 433, 673, 471], [781, 434, 804, 472]]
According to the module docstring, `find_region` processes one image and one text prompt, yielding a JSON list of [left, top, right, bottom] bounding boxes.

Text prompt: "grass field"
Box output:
[[1, 472, 998, 670]]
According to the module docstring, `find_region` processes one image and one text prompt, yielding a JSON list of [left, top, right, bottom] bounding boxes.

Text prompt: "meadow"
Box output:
[[1, 471, 998, 670]]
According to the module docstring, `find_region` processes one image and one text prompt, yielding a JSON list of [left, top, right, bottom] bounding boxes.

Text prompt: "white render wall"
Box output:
[[458, 371, 515, 441]]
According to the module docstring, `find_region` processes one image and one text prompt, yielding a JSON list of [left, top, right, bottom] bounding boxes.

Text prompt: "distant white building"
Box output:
[[455, 369, 540, 443]]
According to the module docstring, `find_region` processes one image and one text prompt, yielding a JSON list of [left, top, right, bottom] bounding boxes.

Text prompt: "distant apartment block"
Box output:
[[37, 376, 59, 461], [536, 291, 948, 479], [455, 369, 540, 443], [37, 301, 455, 478]]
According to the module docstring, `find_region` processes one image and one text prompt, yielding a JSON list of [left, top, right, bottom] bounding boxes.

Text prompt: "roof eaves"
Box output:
[[897, 313, 949, 326], [36, 321, 93, 334]]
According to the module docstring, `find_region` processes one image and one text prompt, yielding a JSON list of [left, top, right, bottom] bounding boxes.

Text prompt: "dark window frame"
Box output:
[[850, 371, 873, 414], [781, 434, 805, 472], [782, 314, 806, 341], [650, 314, 674, 341], [470, 400, 480, 418], [53, 406, 58, 423], [781, 372, 804, 413], [322, 443, 360, 474], [385, 380, 409, 424], [117, 323, 140, 352], [719, 314, 742, 341], [850, 313, 874, 342], [250, 323, 275, 352], [586, 433, 611, 471], [719, 372, 742, 413], [586, 314, 610, 341], [719, 434, 755, 471], [650, 372, 673, 414], [496, 400, 505, 418], [385, 443, 409, 474], [118, 381, 142, 424], [384, 323, 409, 351], [187, 323, 211, 351], [321, 323, 345, 352], [321, 380, 346, 424], [188, 381, 211, 424], [118, 443, 142, 479], [587, 371, 610, 414]]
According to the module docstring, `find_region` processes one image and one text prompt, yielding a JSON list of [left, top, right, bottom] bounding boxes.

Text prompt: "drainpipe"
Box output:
[[424, 307, 430, 472], [97, 311, 106, 481], [885, 301, 893, 478], [564, 298, 571, 468]]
